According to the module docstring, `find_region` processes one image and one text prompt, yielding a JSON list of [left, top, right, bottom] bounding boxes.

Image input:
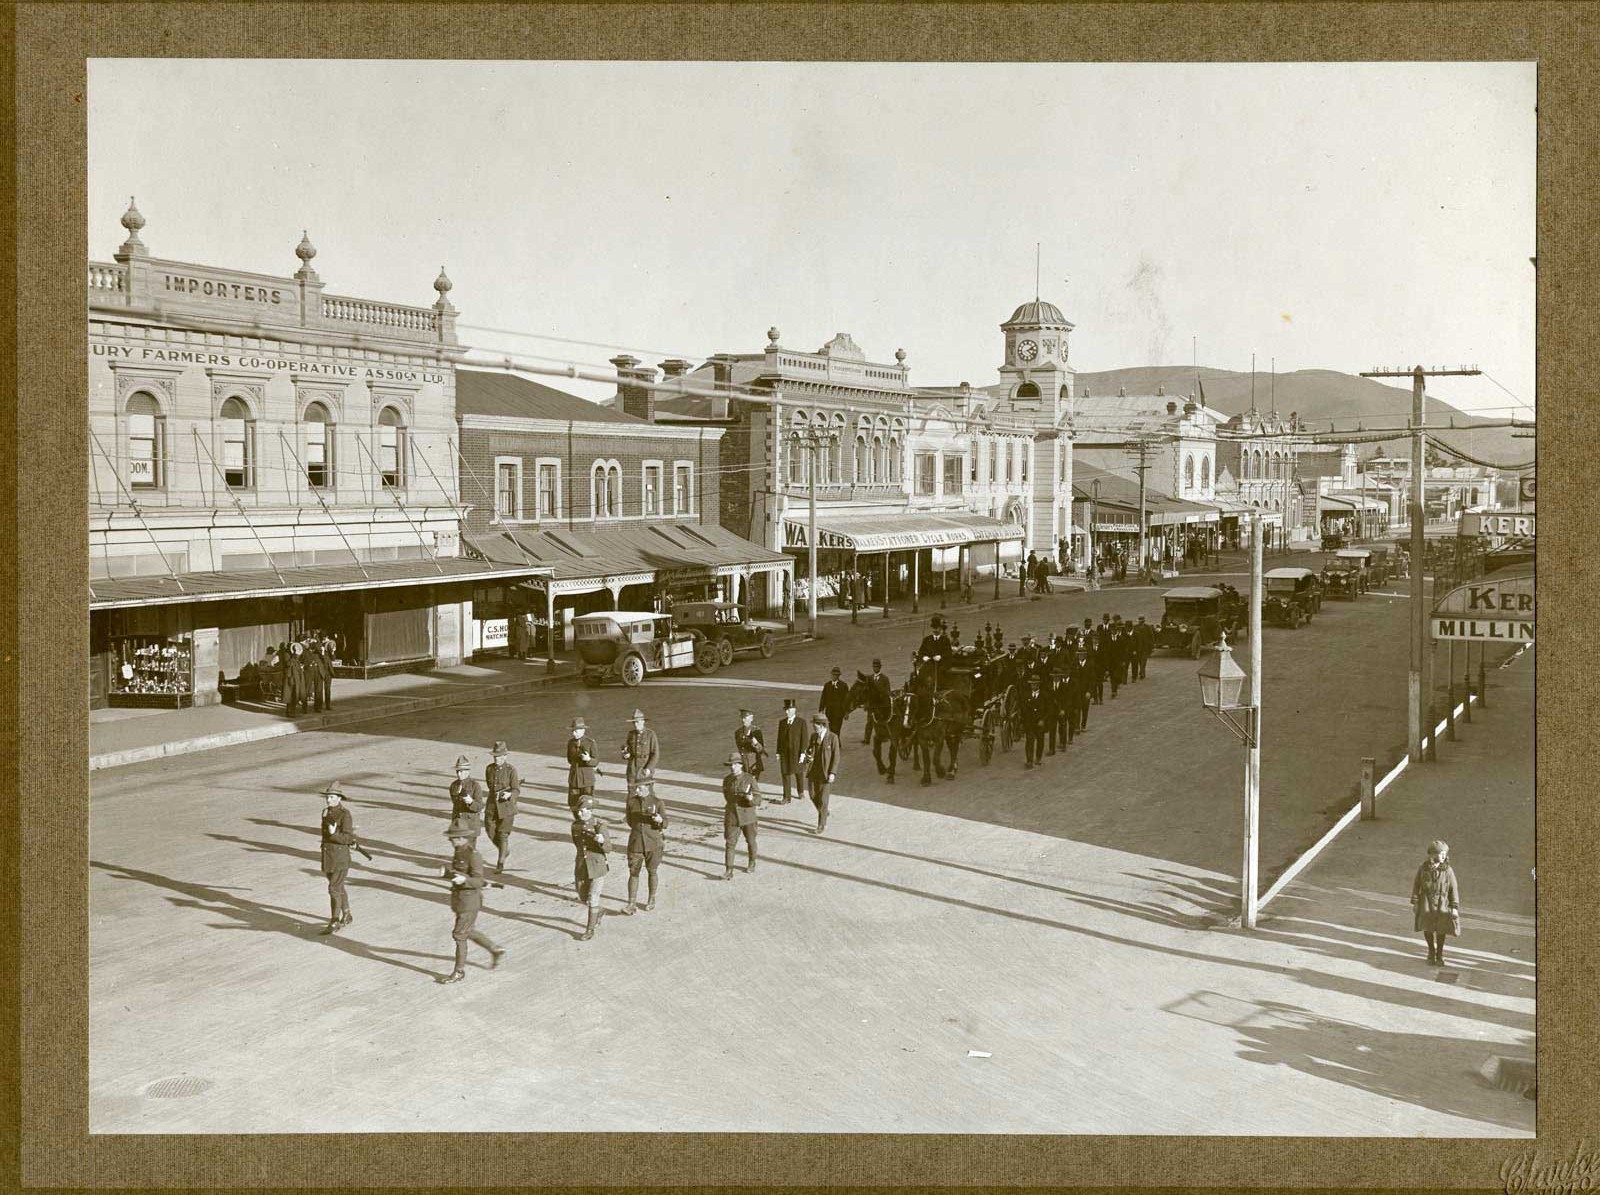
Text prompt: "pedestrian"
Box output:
[[317, 634, 337, 708], [819, 667, 851, 740], [568, 797, 611, 940], [483, 740, 520, 873], [624, 778, 668, 915], [438, 826, 505, 983], [621, 708, 659, 789], [317, 781, 359, 934], [1023, 673, 1050, 769], [721, 751, 761, 878], [734, 707, 767, 778], [864, 658, 892, 745], [448, 754, 487, 845], [775, 698, 809, 804], [806, 711, 840, 835], [1132, 615, 1154, 681], [306, 637, 331, 712], [1411, 839, 1462, 965], [282, 640, 307, 717], [566, 716, 599, 814]]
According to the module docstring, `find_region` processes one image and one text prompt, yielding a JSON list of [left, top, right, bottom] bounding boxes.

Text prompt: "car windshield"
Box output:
[[1165, 601, 1214, 618], [1266, 578, 1298, 593]]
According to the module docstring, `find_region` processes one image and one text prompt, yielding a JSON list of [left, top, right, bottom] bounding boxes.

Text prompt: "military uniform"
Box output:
[[863, 664, 892, 744], [448, 762, 488, 843], [721, 755, 761, 876], [624, 784, 669, 913], [806, 716, 840, 834], [483, 746, 520, 872], [440, 832, 503, 982], [318, 785, 357, 930], [775, 705, 810, 803], [571, 804, 610, 940], [566, 721, 599, 814], [621, 713, 659, 787], [734, 713, 767, 778]]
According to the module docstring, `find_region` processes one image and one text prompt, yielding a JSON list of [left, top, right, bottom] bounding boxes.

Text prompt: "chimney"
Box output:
[[1183, 400, 1197, 416], [1166, 400, 1178, 415], [611, 354, 656, 422], [660, 359, 691, 379]]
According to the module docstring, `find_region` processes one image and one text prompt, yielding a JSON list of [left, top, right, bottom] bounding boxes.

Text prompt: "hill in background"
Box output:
[[1073, 366, 1534, 468]]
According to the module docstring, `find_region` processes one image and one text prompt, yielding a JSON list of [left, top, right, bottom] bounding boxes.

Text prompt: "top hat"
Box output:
[[570, 717, 587, 730], [783, 698, 796, 710], [321, 781, 345, 798], [631, 708, 646, 721], [453, 755, 470, 770], [491, 740, 509, 756]]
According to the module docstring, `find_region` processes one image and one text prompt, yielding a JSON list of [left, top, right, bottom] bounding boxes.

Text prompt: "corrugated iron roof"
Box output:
[[456, 368, 648, 425]]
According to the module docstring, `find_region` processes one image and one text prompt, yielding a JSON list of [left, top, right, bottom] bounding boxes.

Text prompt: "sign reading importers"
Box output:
[[1431, 572, 1534, 643]]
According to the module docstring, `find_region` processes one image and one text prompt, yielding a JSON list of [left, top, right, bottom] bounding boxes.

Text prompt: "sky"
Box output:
[[89, 60, 1535, 416]]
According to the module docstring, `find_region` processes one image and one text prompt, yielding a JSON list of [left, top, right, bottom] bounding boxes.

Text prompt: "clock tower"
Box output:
[[998, 298, 1076, 419]]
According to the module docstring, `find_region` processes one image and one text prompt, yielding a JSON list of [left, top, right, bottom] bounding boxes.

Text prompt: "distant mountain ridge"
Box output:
[[1073, 366, 1533, 466]]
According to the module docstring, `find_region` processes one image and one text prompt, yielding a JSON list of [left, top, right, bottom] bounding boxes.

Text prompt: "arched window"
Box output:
[[1060, 384, 1070, 401], [888, 434, 903, 483], [220, 396, 254, 490], [1200, 456, 1210, 489], [872, 435, 886, 484], [591, 460, 622, 518], [1184, 455, 1195, 491], [125, 392, 164, 489], [854, 434, 869, 483], [303, 401, 335, 489], [1016, 382, 1040, 401], [378, 406, 406, 489], [990, 440, 999, 484], [788, 433, 806, 486]]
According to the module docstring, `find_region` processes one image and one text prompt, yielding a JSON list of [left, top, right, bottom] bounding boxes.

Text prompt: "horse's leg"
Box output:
[[945, 731, 960, 778]]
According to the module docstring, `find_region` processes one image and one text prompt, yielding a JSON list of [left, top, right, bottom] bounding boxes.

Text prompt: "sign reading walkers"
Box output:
[[1431, 571, 1535, 643]]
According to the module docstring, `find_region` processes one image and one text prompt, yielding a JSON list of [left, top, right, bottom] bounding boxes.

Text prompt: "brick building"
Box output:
[[455, 367, 789, 659], [87, 201, 545, 708]]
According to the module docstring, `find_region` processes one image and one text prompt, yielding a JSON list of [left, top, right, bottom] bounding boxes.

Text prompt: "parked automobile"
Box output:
[[1321, 529, 1348, 551], [1365, 544, 1394, 586], [1155, 586, 1247, 658], [1263, 567, 1322, 628], [573, 611, 718, 687], [672, 600, 777, 667], [1322, 549, 1371, 600]]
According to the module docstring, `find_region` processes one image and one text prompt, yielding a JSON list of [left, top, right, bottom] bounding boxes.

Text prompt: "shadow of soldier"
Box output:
[[89, 859, 451, 979]]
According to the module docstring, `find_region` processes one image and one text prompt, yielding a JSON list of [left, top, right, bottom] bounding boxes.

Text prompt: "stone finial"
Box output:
[[767, 326, 781, 347], [117, 196, 148, 257], [294, 230, 320, 281], [895, 348, 907, 364], [433, 266, 456, 312]]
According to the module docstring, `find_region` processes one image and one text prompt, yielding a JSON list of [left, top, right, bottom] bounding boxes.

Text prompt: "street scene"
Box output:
[[84, 60, 1535, 1136]]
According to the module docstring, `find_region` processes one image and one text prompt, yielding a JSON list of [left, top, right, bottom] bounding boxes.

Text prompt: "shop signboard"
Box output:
[[129, 458, 155, 485], [476, 618, 508, 651], [1093, 521, 1139, 533], [1460, 512, 1536, 539], [1430, 572, 1534, 643]]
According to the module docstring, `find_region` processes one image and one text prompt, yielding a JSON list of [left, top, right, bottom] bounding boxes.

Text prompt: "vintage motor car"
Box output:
[[1320, 528, 1348, 551], [573, 611, 718, 687], [1263, 567, 1322, 628], [1322, 548, 1371, 600], [671, 600, 778, 667], [1155, 586, 1247, 657], [1363, 543, 1394, 586]]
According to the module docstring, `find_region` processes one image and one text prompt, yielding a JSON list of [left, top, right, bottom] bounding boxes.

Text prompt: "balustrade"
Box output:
[[87, 263, 126, 293], [320, 295, 437, 333]]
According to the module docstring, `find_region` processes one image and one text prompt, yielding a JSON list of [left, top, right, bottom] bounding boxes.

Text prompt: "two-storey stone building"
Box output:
[[87, 201, 546, 707]]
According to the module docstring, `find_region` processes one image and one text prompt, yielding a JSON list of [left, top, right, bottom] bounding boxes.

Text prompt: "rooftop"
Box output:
[[457, 368, 648, 424]]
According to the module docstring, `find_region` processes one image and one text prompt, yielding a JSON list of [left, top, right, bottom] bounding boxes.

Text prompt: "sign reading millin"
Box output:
[[1431, 570, 1534, 643], [1430, 617, 1534, 643]]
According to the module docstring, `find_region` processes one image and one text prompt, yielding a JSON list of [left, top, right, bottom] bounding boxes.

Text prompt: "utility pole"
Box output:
[[1124, 439, 1153, 578], [1244, 510, 1263, 928], [1361, 363, 1480, 762]]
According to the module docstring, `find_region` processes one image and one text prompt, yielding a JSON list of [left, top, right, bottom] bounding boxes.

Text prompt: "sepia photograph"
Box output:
[[79, 56, 1535, 1138]]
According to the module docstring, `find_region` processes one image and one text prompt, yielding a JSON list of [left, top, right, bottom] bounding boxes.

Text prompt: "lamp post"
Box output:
[[1198, 511, 1263, 927]]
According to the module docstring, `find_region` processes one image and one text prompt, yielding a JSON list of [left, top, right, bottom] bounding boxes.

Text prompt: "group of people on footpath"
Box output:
[[240, 631, 338, 717]]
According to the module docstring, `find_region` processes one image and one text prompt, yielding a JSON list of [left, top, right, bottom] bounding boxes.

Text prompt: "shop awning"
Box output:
[[465, 521, 791, 594], [1074, 463, 1219, 527], [89, 555, 552, 611], [781, 510, 1025, 552]]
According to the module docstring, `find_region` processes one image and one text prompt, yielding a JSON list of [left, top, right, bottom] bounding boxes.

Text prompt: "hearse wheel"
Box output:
[[620, 654, 646, 687]]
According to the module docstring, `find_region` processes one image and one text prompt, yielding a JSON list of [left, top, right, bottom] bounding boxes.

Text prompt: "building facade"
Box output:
[[88, 201, 545, 707]]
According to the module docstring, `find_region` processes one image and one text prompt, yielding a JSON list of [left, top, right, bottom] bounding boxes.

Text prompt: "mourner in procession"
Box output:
[[567, 716, 599, 814], [864, 658, 892, 744], [483, 740, 520, 874], [776, 698, 809, 804], [624, 777, 669, 915], [439, 826, 505, 984], [721, 751, 761, 878], [734, 707, 767, 778], [805, 711, 840, 835], [819, 667, 851, 740], [318, 781, 358, 934]]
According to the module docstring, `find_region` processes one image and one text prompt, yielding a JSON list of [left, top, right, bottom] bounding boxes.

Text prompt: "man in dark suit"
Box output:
[[1021, 674, 1048, 769], [483, 740, 519, 874], [282, 641, 307, 717], [819, 667, 851, 742], [439, 826, 504, 983], [775, 698, 809, 804], [307, 637, 333, 712], [621, 708, 658, 789], [806, 712, 840, 835], [566, 716, 599, 814], [1132, 615, 1154, 681], [624, 779, 669, 915], [916, 615, 952, 664], [734, 707, 767, 779], [863, 658, 892, 745], [447, 754, 487, 846], [318, 781, 359, 934], [721, 752, 761, 878]]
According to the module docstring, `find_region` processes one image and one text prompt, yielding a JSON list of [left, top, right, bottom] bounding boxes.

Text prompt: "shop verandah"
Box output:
[[463, 521, 794, 665]]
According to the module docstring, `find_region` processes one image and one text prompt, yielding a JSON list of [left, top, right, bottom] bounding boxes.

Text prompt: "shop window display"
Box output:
[[110, 631, 195, 707]]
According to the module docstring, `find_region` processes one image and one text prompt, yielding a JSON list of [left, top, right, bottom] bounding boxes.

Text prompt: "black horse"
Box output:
[[906, 661, 972, 785], [850, 673, 897, 778]]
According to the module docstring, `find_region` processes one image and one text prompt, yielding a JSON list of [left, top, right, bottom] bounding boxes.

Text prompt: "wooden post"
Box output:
[[545, 586, 558, 671], [851, 550, 859, 624], [912, 548, 920, 614], [882, 550, 891, 619], [992, 540, 1001, 600], [1463, 641, 1473, 722], [1425, 699, 1438, 762], [1359, 757, 1376, 820], [1478, 650, 1488, 710], [1447, 679, 1457, 741]]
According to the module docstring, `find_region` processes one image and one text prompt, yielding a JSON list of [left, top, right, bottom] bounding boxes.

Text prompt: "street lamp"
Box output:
[[1198, 511, 1264, 929]]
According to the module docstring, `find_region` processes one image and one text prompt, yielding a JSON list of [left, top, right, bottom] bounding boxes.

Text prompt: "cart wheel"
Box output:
[[620, 655, 646, 687], [693, 642, 719, 675], [717, 637, 735, 668], [978, 733, 993, 766], [999, 716, 1013, 753], [758, 632, 775, 659]]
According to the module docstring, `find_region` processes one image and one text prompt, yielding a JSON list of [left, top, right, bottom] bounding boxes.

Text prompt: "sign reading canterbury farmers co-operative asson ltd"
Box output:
[[1430, 572, 1535, 643]]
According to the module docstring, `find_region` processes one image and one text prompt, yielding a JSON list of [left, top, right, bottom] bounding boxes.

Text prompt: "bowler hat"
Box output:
[[320, 781, 345, 798], [872, 658, 882, 667], [570, 716, 586, 730], [453, 755, 470, 770], [814, 712, 830, 726], [831, 667, 841, 676], [491, 740, 509, 756]]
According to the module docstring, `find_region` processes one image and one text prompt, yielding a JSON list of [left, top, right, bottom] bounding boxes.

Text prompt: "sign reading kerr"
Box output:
[[1431, 571, 1534, 642]]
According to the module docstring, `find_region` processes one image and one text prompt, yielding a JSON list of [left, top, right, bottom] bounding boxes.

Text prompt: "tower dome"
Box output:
[[1003, 299, 1072, 328]]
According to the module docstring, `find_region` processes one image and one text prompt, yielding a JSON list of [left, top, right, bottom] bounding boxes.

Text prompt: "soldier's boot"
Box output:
[[624, 874, 639, 915], [644, 872, 658, 912], [746, 848, 757, 874], [338, 901, 353, 928], [490, 946, 506, 970], [440, 970, 466, 984], [579, 904, 600, 941], [495, 844, 507, 874], [321, 899, 341, 934]]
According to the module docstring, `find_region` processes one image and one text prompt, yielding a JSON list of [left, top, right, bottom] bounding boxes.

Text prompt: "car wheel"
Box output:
[[620, 654, 645, 687], [758, 632, 775, 659], [694, 641, 719, 674], [717, 637, 735, 668]]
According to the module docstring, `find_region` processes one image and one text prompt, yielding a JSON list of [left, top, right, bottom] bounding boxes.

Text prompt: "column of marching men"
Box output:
[[310, 610, 1158, 985]]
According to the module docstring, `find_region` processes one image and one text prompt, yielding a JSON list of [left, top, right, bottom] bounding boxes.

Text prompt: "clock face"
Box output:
[[1016, 339, 1039, 362]]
